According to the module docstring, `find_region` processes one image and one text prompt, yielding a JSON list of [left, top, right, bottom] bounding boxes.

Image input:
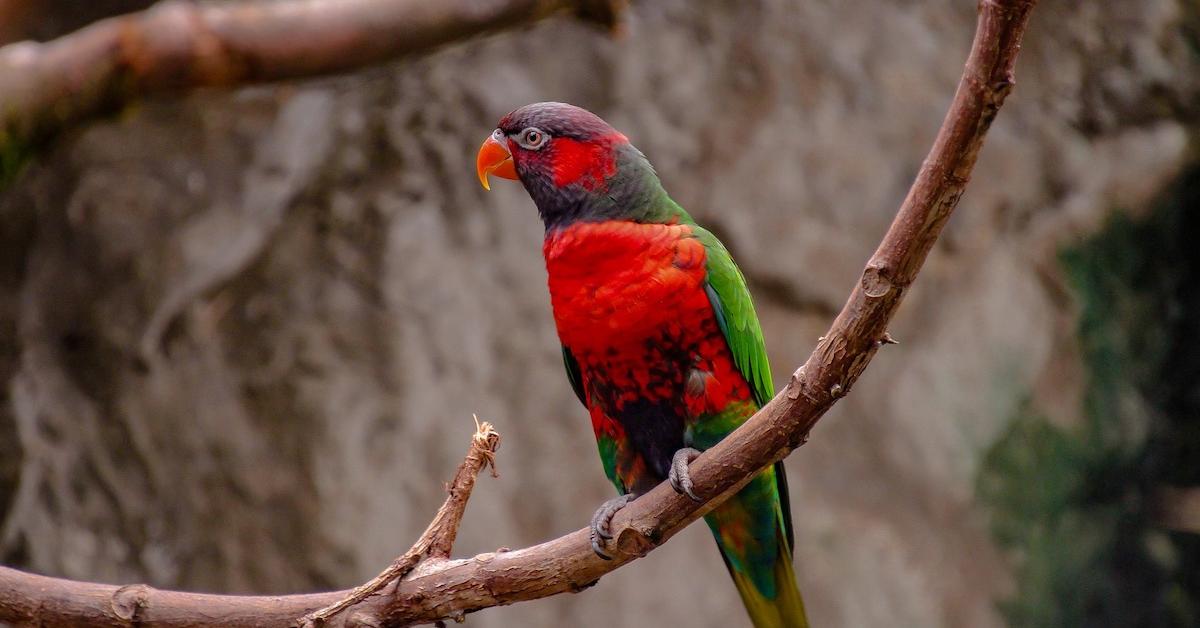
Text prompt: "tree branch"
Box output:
[[0, 0, 624, 182], [0, 0, 1039, 626], [298, 418, 500, 627]]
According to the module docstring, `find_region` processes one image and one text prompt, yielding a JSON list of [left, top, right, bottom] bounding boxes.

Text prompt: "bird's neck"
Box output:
[[535, 144, 688, 232]]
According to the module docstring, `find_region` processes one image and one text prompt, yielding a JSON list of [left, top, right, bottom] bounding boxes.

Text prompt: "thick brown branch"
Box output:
[[0, 0, 1038, 626], [0, 0, 623, 168]]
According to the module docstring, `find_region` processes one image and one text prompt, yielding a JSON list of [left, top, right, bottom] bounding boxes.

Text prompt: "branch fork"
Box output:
[[298, 418, 500, 628]]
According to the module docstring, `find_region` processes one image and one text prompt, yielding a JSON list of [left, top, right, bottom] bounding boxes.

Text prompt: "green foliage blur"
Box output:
[[978, 167, 1200, 628]]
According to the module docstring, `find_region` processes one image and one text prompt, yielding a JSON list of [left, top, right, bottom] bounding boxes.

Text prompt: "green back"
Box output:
[[694, 227, 775, 408], [693, 225, 793, 553]]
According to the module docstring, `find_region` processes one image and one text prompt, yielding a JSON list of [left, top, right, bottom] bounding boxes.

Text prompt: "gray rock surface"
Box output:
[[1, 1, 1197, 626]]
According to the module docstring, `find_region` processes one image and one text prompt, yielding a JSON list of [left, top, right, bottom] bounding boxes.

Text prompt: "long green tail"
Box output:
[[704, 463, 809, 628]]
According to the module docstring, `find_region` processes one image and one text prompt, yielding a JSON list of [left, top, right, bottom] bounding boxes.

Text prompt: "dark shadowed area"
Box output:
[[1, 1, 1199, 626]]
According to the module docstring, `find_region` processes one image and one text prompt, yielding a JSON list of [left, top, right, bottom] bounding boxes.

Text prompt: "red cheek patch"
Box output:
[[550, 136, 622, 191]]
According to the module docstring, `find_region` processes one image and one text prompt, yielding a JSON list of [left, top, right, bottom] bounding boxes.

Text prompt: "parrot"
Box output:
[[476, 102, 808, 628]]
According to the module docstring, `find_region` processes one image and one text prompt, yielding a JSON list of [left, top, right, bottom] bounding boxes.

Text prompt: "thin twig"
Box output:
[[0, 1, 1039, 626], [297, 419, 500, 627]]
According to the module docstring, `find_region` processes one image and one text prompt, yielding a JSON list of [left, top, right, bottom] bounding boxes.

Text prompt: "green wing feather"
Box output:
[[563, 344, 625, 493], [695, 226, 795, 552], [694, 227, 774, 408]]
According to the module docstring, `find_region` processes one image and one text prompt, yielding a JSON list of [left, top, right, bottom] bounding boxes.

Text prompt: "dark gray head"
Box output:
[[477, 102, 669, 230]]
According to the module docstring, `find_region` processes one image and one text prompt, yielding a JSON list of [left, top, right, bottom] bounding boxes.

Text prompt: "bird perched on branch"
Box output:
[[477, 102, 808, 628]]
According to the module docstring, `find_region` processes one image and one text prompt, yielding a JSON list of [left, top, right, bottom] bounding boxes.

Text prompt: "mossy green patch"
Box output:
[[978, 165, 1200, 627], [0, 130, 32, 191]]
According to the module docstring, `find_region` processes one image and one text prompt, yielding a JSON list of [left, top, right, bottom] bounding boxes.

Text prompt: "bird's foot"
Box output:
[[669, 447, 703, 502], [589, 493, 637, 560]]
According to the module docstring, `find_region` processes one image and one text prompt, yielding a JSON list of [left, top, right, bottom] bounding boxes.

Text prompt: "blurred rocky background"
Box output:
[[2, 0, 1199, 626]]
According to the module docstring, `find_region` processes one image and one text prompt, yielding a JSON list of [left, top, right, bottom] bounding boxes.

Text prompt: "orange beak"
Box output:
[[476, 132, 518, 190]]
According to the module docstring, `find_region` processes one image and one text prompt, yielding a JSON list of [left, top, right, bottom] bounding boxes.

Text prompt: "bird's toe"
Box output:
[[668, 447, 703, 502], [588, 493, 637, 560]]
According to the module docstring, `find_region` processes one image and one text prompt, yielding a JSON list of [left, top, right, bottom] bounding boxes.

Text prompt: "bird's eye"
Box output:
[[518, 127, 547, 150]]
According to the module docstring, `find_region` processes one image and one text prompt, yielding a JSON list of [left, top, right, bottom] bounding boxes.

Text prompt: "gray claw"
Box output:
[[589, 493, 637, 560], [669, 447, 703, 502]]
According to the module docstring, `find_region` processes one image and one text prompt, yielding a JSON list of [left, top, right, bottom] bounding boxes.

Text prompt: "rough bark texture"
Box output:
[[1, 1, 1198, 627]]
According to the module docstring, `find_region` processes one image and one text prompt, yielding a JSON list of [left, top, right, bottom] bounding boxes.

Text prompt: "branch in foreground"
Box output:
[[0, 421, 501, 628], [0, 1, 1039, 626], [298, 418, 500, 627], [0, 0, 624, 182]]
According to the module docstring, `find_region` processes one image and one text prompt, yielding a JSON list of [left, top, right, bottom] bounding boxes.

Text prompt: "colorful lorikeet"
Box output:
[[477, 102, 808, 628]]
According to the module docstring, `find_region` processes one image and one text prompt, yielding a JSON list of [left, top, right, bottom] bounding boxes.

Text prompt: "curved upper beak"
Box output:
[[476, 132, 518, 190]]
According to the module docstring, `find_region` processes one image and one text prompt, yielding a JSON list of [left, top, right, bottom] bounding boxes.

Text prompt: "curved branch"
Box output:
[[0, 0, 1039, 626], [0, 0, 624, 178]]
